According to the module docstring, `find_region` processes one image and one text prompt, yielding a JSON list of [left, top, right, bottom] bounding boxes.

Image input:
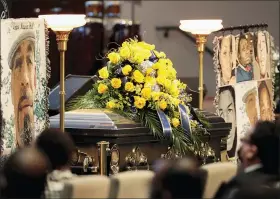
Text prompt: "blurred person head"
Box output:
[[239, 121, 279, 174], [150, 157, 205, 199], [1, 147, 49, 198], [35, 128, 75, 171]]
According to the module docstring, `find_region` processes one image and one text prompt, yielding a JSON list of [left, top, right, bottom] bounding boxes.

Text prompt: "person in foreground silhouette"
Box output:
[[1, 147, 49, 198], [215, 121, 280, 198], [150, 157, 205, 199], [35, 128, 76, 198]]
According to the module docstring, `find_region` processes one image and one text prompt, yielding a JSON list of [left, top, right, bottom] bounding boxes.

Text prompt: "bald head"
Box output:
[[2, 147, 49, 198]]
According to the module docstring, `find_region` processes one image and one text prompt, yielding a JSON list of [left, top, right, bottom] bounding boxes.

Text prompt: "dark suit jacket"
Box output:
[[214, 168, 279, 199]]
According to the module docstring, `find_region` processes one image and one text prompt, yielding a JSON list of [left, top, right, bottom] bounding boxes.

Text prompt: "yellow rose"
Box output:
[[134, 96, 146, 109], [106, 101, 115, 109], [141, 87, 152, 99], [159, 100, 167, 110], [108, 52, 120, 64], [98, 67, 109, 79], [133, 70, 144, 83], [122, 64, 132, 75], [125, 82, 135, 92], [120, 46, 131, 59], [111, 78, 122, 89], [171, 118, 180, 128], [156, 76, 165, 86], [97, 83, 108, 94]]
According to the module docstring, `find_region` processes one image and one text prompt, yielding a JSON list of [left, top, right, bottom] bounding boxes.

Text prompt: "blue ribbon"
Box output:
[[157, 110, 172, 137], [178, 104, 192, 135]]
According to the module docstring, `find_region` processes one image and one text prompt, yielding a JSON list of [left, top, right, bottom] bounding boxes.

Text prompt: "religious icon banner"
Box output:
[[0, 18, 50, 162], [213, 29, 275, 161]]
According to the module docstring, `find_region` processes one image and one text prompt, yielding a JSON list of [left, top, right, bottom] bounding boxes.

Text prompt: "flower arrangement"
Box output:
[[69, 39, 208, 154]]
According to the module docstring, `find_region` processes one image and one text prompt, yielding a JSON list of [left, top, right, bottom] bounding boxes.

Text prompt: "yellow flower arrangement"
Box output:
[[72, 38, 207, 155]]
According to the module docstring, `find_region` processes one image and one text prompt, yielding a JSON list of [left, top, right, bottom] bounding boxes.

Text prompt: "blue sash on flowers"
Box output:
[[157, 110, 172, 137], [178, 104, 192, 135]]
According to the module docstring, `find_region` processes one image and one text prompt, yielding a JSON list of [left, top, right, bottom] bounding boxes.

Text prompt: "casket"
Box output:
[[50, 109, 169, 175], [49, 108, 231, 175]]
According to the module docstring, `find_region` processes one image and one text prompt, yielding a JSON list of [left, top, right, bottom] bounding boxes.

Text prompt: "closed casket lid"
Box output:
[[49, 109, 151, 137]]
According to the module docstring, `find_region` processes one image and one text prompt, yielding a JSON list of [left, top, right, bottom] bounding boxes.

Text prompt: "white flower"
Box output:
[[140, 60, 154, 73]]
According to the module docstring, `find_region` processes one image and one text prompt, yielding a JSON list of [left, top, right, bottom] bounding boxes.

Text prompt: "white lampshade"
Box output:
[[39, 14, 86, 32], [179, 19, 223, 35]]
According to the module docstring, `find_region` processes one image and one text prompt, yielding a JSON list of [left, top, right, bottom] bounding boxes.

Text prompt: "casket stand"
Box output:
[[49, 108, 231, 175]]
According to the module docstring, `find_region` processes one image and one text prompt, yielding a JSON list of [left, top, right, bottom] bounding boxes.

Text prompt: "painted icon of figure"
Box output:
[[219, 35, 236, 85], [218, 86, 237, 158], [258, 81, 272, 121], [236, 33, 254, 83], [243, 88, 258, 126], [254, 31, 270, 79], [8, 32, 36, 148]]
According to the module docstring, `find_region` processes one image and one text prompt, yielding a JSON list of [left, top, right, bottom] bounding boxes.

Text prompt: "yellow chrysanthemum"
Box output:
[[154, 50, 166, 58], [97, 83, 108, 94], [151, 92, 160, 101], [164, 79, 172, 90], [168, 67, 177, 79], [108, 52, 120, 64], [106, 101, 115, 109], [171, 118, 180, 128], [134, 96, 146, 109], [122, 65, 132, 76], [158, 58, 173, 68], [156, 76, 166, 86], [98, 67, 109, 79], [141, 87, 152, 99], [125, 82, 135, 92], [159, 100, 167, 110], [135, 84, 142, 95], [133, 70, 144, 83], [152, 62, 165, 70], [146, 68, 154, 76], [137, 41, 155, 51], [119, 46, 131, 59], [111, 78, 122, 89], [170, 84, 180, 97], [157, 69, 168, 78]]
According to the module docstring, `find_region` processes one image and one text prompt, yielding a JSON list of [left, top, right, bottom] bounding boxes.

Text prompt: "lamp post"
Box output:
[[39, 14, 86, 131], [179, 20, 223, 110]]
